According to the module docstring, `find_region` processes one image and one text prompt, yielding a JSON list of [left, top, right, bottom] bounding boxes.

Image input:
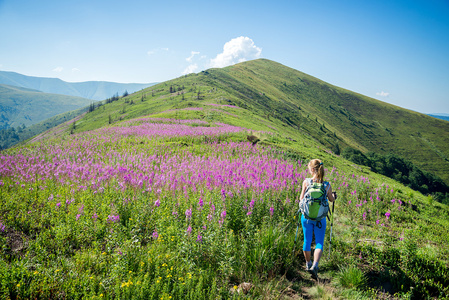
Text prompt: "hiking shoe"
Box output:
[[306, 262, 313, 271], [308, 265, 319, 279]]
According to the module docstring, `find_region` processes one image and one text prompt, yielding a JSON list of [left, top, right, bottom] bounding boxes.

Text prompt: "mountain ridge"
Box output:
[[23, 59, 449, 186], [0, 70, 157, 101], [0, 83, 93, 129]]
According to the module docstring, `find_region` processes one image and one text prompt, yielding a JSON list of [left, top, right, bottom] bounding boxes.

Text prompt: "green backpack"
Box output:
[[300, 179, 329, 221]]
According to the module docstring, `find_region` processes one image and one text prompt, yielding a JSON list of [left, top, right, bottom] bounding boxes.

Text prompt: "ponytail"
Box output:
[[309, 159, 325, 183]]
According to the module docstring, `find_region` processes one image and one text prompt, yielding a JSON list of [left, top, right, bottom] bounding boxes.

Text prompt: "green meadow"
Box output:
[[1, 59, 448, 299]]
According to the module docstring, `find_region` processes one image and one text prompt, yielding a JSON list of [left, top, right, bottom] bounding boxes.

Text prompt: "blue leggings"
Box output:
[[301, 214, 326, 251]]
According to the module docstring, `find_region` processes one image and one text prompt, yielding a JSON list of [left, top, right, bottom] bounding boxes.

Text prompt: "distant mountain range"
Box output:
[[0, 71, 157, 101], [0, 84, 93, 129]]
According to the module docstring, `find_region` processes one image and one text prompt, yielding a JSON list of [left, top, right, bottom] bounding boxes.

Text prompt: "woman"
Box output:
[[299, 159, 336, 278]]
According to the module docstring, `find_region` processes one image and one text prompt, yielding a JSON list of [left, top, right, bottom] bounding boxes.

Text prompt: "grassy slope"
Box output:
[[2, 59, 448, 298], [0, 84, 93, 128], [70, 59, 449, 185], [209, 59, 449, 184], [60, 58, 449, 263]]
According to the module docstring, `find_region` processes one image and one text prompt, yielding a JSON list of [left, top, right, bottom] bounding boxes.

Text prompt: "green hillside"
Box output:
[[1, 59, 448, 299], [0, 84, 93, 129], [67, 59, 449, 187]]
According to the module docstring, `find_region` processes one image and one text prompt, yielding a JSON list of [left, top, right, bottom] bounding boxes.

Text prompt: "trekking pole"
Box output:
[[328, 192, 336, 258], [293, 209, 301, 255]]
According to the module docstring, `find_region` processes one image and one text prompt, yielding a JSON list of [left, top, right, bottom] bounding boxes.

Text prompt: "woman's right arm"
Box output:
[[299, 180, 308, 200]]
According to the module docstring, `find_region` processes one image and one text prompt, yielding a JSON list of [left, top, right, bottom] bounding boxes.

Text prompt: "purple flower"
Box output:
[[56, 202, 61, 208], [152, 230, 158, 240], [269, 206, 274, 216], [196, 233, 202, 243], [249, 199, 255, 209], [48, 194, 54, 201], [76, 214, 81, 220], [385, 211, 391, 219], [107, 214, 120, 223], [0, 222, 5, 232], [185, 208, 192, 220], [187, 226, 192, 235], [220, 210, 226, 219], [376, 219, 380, 225], [198, 198, 204, 209], [92, 213, 98, 221], [247, 211, 252, 216], [154, 199, 160, 207]]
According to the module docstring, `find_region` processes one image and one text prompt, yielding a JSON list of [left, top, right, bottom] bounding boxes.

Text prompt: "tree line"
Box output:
[[342, 148, 449, 205]]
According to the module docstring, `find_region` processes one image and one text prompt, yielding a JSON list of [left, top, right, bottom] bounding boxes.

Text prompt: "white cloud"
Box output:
[[376, 91, 390, 97], [147, 47, 170, 56], [182, 64, 198, 75], [53, 66, 63, 72], [186, 51, 200, 62], [209, 36, 262, 68], [71, 68, 80, 73]]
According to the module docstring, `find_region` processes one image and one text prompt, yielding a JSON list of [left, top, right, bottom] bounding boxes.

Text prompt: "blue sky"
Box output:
[[1, 0, 448, 114]]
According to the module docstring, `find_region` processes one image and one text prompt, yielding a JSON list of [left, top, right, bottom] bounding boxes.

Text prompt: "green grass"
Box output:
[[56, 59, 449, 186], [1, 59, 448, 299], [0, 84, 92, 129]]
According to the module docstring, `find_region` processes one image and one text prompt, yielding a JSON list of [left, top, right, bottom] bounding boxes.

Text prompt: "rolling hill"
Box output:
[[1, 58, 448, 299], [0, 71, 157, 101], [0, 84, 93, 129], [63, 59, 449, 186]]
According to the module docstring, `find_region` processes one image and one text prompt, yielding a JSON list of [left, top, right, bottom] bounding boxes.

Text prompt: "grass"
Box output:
[[336, 265, 367, 290], [0, 59, 448, 299]]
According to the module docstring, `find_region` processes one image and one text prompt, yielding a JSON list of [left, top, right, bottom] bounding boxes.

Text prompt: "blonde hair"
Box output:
[[309, 159, 324, 183]]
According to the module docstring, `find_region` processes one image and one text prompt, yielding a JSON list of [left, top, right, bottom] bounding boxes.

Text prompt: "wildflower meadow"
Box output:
[[1, 116, 448, 299]]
